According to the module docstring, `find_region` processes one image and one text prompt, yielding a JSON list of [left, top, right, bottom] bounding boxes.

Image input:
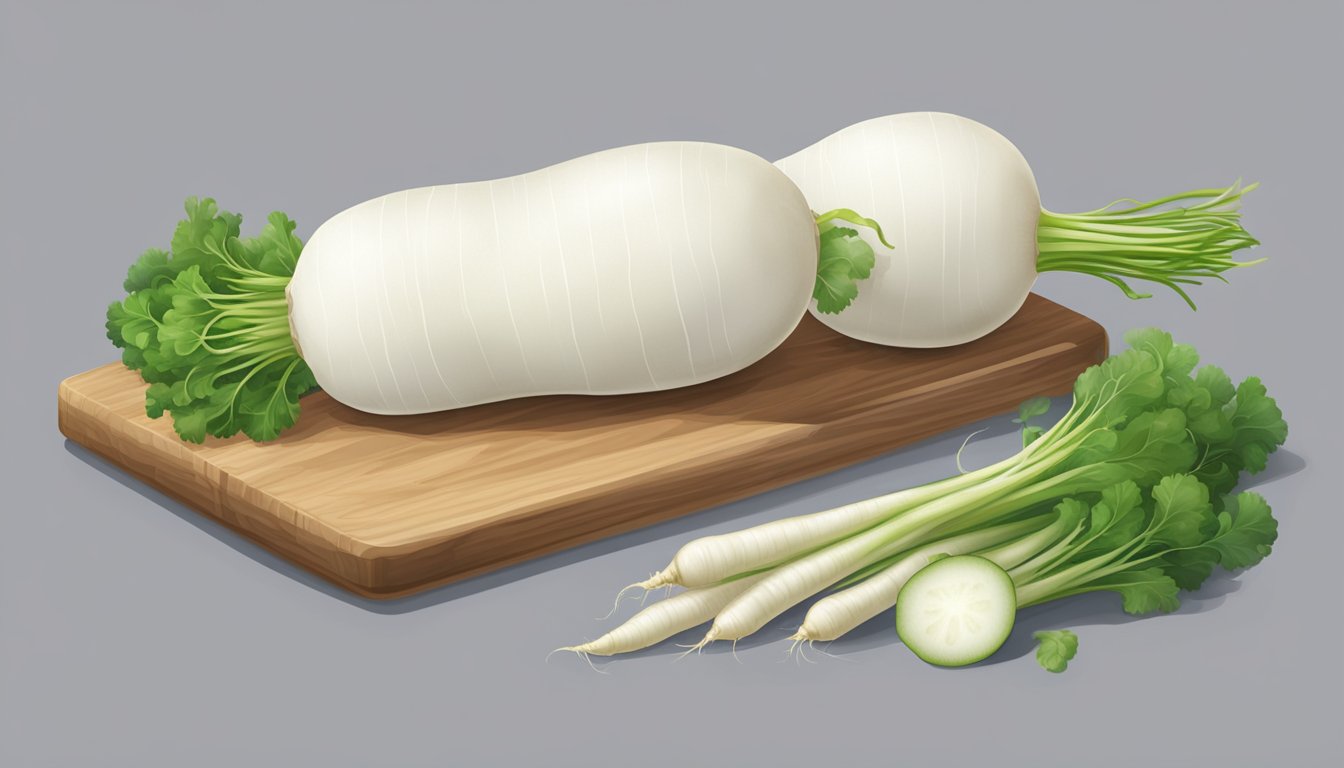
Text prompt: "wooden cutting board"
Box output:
[[58, 294, 1106, 598]]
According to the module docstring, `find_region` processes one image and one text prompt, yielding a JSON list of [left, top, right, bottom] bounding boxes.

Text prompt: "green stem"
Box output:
[[814, 208, 895, 248], [1036, 180, 1260, 309], [981, 512, 1081, 573], [1006, 523, 1088, 584]]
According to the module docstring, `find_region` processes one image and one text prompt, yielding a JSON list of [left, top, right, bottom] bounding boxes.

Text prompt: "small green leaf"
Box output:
[[123, 248, 174, 292], [1194, 365, 1236, 408], [1147, 474, 1214, 549], [1078, 481, 1146, 558], [1033, 630, 1079, 673], [1021, 425, 1045, 447], [1160, 548, 1218, 591], [813, 225, 875, 314], [1091, 568, 1181, 615], [1014, 396, 1052, 424], [1229, 378, 1289, 474], [1205, 491, 1277, 569], [1052, 497, 1090, 528], [144, 382, 172, 419]]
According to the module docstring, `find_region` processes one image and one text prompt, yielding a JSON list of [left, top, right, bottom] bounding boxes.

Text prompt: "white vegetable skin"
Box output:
[[287, 142, 818, 414], [776, 112, 1041, 348]]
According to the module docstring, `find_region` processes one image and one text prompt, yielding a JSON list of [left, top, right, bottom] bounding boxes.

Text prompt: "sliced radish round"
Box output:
[[895, 555, 1016, 667]]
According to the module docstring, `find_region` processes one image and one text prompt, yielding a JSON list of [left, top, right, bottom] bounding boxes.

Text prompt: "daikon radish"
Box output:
[[776, 112, 1260, 348], [292, 142, 819, 414], [108, 142, 887, 442]]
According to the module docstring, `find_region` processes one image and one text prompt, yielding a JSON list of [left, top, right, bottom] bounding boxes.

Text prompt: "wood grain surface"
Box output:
[[58, 294, 1107, 598]]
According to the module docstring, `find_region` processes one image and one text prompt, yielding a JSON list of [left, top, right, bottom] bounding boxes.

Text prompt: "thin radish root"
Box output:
[[956, 428, 990, 474], [636, 565, 677, 591], [676, 628, 719, 660], [548, 646, 610, 674], [785, 632, 851, 665], [598, 573, 661, 620], [609, 564, 678, 609], [785, 634, 811, 664]]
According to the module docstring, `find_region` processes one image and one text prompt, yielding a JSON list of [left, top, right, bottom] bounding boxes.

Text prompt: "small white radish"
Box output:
[[793, 514, 1069, 644], [686, 465, 1047, 648], [555, 573, 766, 659], [776, 112, 1259, 348], [630, 452, 1021, 592], [291, 142, 818, 414]]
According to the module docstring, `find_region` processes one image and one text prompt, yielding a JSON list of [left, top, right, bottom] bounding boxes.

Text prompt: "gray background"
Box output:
[[2, 1, 1339, 765]]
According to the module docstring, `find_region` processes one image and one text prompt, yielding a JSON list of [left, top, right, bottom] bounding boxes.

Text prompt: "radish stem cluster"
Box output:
[[1037, 181, 1261, 308]]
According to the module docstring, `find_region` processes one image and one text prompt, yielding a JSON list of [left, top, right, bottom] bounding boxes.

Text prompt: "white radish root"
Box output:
[[554, 573, 766, 660]]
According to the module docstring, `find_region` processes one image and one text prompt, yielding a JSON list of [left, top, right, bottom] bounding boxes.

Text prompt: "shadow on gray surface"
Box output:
[[61, 412, 1023, 615], [64, 432, 1305, 629]]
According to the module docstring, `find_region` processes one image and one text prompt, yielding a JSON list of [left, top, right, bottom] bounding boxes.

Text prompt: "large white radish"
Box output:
[[291, 141, 817, 414], [111, 141, 882, 443], [775, 112, 1259, 348]]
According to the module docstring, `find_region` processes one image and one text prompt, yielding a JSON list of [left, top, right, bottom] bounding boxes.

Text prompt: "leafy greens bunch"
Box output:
[[105, 198, 316, 443], [561, 328, 1289, 664]]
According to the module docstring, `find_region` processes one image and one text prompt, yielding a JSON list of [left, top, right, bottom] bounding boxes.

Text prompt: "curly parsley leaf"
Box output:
[[1092, 567, 1182, 615], [1205, 491, 1278, 569], [1146, 473, 1214, 550], [1033, 630, 1079, 673], [1192, 376, 1288, 497], [813, 225, 876, 314]]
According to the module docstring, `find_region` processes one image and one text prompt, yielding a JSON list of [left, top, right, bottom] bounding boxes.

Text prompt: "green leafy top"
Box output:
[[106, 197, 315, 443], [811, 208, 894, 314], [1033, 630, 1079, 673], [916, 327, 1287, 619], [1013, 475, 1278, 614], [1036, 181, 1261, 309]]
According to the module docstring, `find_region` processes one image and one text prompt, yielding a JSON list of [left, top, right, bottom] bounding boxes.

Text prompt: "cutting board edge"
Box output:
[[57, 374, 386, 590]]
